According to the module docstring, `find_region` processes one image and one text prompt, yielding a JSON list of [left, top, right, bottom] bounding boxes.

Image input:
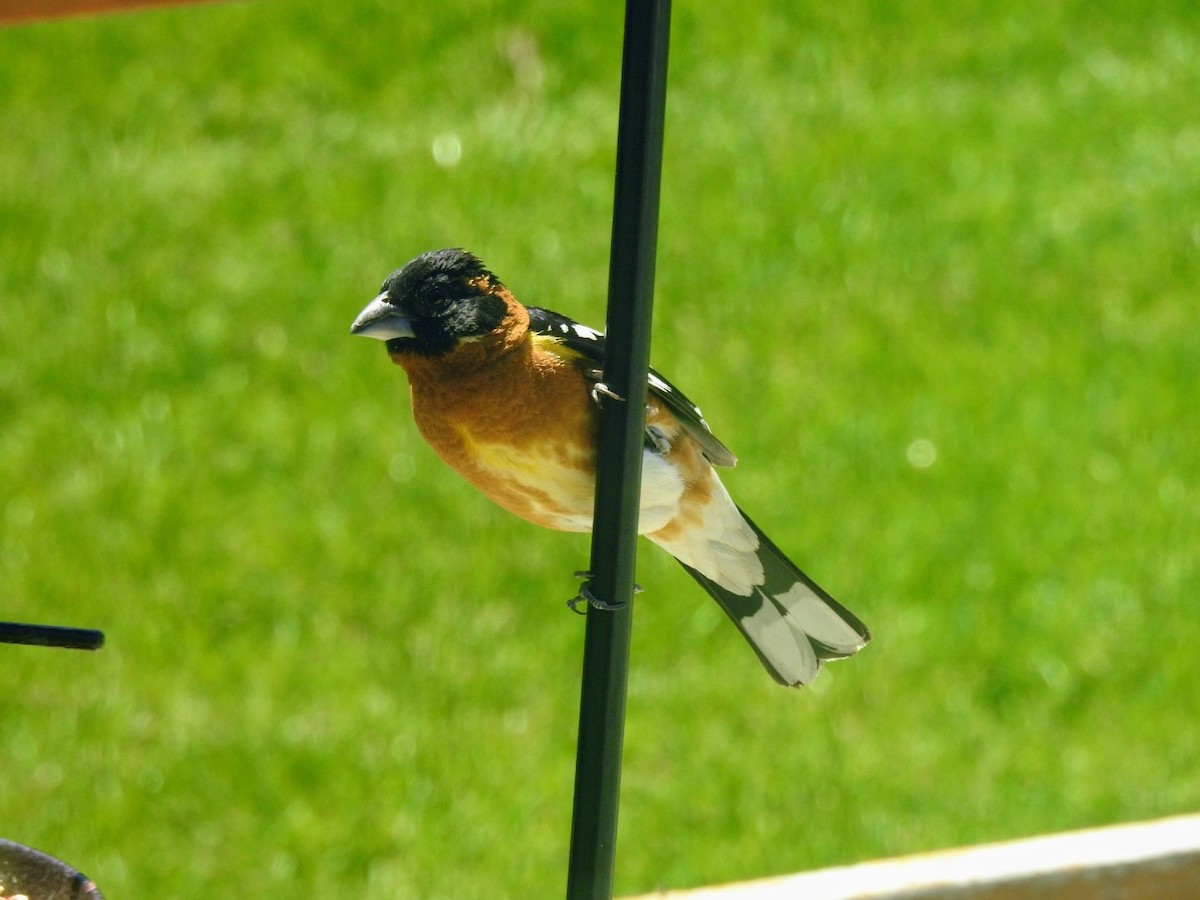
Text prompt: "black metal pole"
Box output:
[[566, 0, 672, 897], [0, 621, 105, 650]]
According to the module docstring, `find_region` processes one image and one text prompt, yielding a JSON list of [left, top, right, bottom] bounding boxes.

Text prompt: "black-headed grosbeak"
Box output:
[[351, 248, 869, 687]]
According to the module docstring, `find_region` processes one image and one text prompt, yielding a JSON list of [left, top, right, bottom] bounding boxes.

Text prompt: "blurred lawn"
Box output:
[[2, 0, 1199, 896]]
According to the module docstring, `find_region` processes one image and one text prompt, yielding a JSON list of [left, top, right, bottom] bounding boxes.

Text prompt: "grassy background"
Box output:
[[2, 0, 1199, 896]]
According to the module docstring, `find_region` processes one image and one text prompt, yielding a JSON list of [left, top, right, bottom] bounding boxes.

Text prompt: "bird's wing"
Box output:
[[527, 306, 737, 467]]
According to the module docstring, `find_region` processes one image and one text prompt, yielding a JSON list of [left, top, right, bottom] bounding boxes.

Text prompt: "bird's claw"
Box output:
[[567, 571, 642, 614], [590, 382, 625, 405]]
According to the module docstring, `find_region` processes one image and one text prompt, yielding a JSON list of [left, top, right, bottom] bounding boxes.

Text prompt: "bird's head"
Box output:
[[350, 249, 518, 359]]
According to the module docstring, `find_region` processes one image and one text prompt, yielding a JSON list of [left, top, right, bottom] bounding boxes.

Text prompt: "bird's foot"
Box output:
[[590, 382, 625, 405], [566, 571, 641, 614]]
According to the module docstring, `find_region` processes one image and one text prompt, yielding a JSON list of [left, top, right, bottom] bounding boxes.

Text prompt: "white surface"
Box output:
[[625, 813, 1200, 899]]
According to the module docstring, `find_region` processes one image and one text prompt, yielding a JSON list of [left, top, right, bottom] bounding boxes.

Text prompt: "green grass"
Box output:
[[2, 0, 1199, 896]]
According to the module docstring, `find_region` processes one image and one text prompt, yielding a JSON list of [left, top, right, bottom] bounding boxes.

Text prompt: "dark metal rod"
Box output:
[[0, 621, 105, 650], [566, 0, 672, 896]]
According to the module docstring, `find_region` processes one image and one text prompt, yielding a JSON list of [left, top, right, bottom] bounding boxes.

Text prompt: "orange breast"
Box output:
[[398, 336, 601, 532]]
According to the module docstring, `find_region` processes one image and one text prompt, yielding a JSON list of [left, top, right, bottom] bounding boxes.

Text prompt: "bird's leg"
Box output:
[[645, 423, 670, 455], [567, 570, 642, 614]]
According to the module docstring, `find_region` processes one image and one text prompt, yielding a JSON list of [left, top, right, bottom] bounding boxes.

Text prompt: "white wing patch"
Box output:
[[571, 323, 603, 341], [648, 372, 671, 393]]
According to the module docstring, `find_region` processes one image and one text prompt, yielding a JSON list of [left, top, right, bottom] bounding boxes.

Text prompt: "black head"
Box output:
[[351, 249, 510, 357]]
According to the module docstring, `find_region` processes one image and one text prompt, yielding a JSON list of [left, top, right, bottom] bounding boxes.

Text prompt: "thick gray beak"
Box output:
[[350, 293, 416, 341]]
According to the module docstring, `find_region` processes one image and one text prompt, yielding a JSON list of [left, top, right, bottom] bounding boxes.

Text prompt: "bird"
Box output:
[[350, 248, 869, 687]]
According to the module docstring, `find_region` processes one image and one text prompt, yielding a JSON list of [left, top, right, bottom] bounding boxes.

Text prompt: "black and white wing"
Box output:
[[527, 306, 737, 467]]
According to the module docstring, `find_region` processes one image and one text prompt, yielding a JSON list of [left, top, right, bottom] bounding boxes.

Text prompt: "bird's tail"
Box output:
[[678, 510, 870, 687]]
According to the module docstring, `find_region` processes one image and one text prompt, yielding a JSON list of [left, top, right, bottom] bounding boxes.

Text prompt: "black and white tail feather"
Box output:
[[528, 305, 870, 687], [679, 511, 869, 686]]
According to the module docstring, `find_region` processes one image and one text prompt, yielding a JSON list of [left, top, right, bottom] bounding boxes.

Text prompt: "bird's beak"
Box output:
[[350, 293, 416, 341]]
